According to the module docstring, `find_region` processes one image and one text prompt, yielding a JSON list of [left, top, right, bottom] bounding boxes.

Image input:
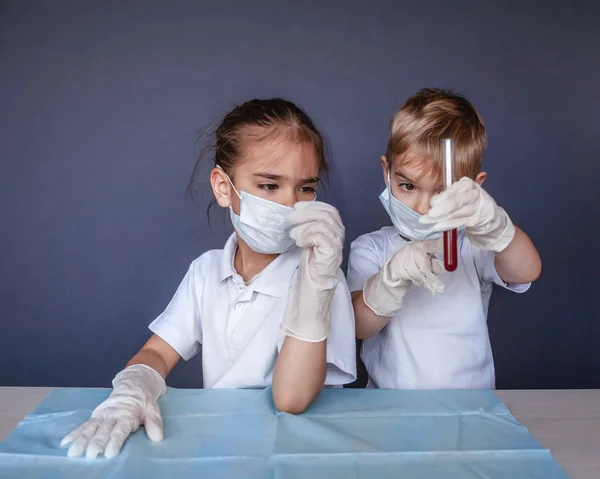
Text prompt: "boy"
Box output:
[[347, 88, 541, 389]]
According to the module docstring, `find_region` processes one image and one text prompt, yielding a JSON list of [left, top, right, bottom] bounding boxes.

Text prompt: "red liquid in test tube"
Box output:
[[443, 229, 458, 272], [442, 139, 458, 272]]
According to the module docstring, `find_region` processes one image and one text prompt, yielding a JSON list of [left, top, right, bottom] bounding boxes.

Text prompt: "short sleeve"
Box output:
[[324, 271, 358, 385], [472, 247, 531, 293], [347, 235, 382, 292], [149, 261, 203, 361]]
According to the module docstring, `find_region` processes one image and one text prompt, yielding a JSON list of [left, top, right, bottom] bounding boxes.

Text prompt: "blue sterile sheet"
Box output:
[[0, 387, 569, 478]]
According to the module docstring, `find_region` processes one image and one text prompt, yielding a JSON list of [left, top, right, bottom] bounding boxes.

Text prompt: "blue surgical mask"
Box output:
[[219, 167, 296, 254], [379, 172, 442, 241]]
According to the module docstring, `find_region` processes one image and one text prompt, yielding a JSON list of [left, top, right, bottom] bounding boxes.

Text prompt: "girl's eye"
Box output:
[[399, 183, 415, 191], [259, 184, 278, 191], [299, 186, 316, 194]]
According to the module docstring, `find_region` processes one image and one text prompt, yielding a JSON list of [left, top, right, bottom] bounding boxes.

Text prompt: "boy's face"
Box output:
[[381, 155, 486, 215]]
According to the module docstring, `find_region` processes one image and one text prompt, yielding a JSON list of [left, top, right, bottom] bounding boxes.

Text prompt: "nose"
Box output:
[[280, 188, 297, 208], [414, 194, 432, 216]]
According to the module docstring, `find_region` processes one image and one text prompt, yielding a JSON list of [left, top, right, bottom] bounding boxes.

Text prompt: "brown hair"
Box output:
[[189, 98, 328, 194], [386, 88, 487, 179]]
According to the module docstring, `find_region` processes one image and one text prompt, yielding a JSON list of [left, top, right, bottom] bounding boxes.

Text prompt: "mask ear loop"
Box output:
[[387, 170, 395, 211], [216, 165, 241, 199]]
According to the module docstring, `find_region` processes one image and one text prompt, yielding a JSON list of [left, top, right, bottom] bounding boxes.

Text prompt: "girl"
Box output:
[[61, 98, 357, 459]]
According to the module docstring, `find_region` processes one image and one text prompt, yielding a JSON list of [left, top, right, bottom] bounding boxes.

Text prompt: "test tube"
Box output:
[[441, 138, 458, 272]]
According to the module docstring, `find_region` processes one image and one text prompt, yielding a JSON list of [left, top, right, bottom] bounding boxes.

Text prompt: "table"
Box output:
[[1, 388, 599, 478]]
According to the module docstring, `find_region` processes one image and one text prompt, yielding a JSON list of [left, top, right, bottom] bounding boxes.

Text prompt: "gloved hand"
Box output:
[[363, 238, 445, 317], [60, 364, 166, 459], [419, 177, 515, 253], [281, 201, 345, 342]]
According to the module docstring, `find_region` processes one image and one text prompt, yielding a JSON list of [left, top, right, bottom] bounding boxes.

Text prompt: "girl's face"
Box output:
[[212, 139, 320, 213]]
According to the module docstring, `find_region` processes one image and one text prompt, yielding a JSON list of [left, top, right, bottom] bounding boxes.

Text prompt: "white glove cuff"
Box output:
[[112, 364, 167, 401], [476, 209, 516, 253], [281, 284, 334, 343], [281, 325, 329, 343], [362, 270, 408, 318]]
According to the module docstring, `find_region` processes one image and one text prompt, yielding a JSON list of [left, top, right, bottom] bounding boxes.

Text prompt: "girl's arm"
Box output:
[[273, 202, 345, 414], [272, 338, 327, 414], [127, 334, 181, 379], [61, 334, 181, 459]]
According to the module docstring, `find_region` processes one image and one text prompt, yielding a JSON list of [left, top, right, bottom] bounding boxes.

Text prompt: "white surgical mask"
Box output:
[[379, 172, 442, 241], [219, 167, 296, 254]]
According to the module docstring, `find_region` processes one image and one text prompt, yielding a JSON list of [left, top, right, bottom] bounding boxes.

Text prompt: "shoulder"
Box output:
[[187, 248, 224, 278], [350, 226, 399, 262], [351, 226, 396, 250]]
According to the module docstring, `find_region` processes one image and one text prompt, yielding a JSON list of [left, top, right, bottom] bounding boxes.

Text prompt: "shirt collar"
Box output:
[[219, 234, 238, 282], [219, 234, 301, 297], [386, 226, 467, 258]]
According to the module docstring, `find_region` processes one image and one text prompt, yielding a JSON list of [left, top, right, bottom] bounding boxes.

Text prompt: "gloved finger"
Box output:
[[417, 269, 446, 294], [295, 233, 343, 266], [401, 253, 433, 289], [298, 231, 343, 268], [61, 420, 90, 447], [429, 189, 480, 215], [85, 418, 117, 459], [414, 256, 446, 294], [420, 237, 444, 255], [427, 180, 471, 209], [419, 205, 476, 229], [429, 177, 476, 207], [407, 266, 444, 294], [286, 202, 343, 230], [287, 212, 344, 239], [143, 404, 164, 442], [289, 217, 344, 244], [104, 418, 138, 459], [427, 218, 471, 233], [290, 221, 344, 249], [431, 258, 446, 275], [66, 419, 102, 457], [421, 190, 479, 222], [292, 200, 340, 217], [405, 252, 445, 291]]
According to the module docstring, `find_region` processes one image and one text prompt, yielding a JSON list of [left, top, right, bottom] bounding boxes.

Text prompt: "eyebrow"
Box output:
[[253, 173, 320, 183], [395, 169, 443, 190], [301, 176, 320, 183], [394, 170, 416, 184], [253, 173, 283, 180]]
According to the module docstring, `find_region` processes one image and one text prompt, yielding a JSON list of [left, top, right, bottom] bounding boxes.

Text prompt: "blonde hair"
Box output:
[[386, 88, 487, 179]]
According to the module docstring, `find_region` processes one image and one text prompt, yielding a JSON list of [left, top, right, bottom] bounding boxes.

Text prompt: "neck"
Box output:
[[234, 236, 279, 283]]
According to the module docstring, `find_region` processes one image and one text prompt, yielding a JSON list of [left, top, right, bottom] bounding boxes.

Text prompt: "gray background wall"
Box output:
[[1, 0, 598, 388]]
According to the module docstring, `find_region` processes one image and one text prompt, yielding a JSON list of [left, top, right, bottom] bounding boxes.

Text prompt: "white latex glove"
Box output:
[[281, 201, 345, 342], [419, 177, 515, 253], [363, 238, 445, 317], [60, 364, 166, 459]]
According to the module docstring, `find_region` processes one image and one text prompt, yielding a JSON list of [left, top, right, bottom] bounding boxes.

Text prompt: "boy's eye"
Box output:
[[259, 184, 278, 191], [299, 186, 316, 194], [399, 183, 415, 191]]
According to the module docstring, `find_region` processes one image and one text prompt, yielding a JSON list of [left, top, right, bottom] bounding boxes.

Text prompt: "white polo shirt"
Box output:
[[347, 226, 529, 390], [149, 234, 357, 389]]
